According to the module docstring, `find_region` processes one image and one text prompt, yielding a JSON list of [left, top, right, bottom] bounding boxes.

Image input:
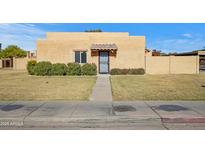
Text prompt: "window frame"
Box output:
[[74, 50, 87, 64], [81, 51, 87, 63]]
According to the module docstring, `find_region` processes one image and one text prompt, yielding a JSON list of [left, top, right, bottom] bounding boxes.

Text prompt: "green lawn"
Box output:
[[111, 74, 205, 101], [0, 70, 96, 101]]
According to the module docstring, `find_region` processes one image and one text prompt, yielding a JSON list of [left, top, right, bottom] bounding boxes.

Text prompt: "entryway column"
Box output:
[[90, 75, 112, 102]]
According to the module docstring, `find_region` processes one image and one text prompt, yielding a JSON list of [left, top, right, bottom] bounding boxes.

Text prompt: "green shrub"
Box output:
[[51, 63, 67, 75], [81, 63, 97, 75], [110, 68, 145, 75], [34, 61, 52, 76], [130, 68, 145, 75], [110, 68, 121, 75], [27, 60, 37, 75], [66, 63, 81, 75], [121, 69, 130, 75]]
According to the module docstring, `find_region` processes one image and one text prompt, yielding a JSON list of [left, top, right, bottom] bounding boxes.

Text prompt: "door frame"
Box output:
[[2, 58, 13, 68], [98, 51, 110, 74]]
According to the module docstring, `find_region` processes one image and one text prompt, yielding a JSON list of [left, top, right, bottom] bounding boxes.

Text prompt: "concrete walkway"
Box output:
[[90, 75, 112, 102], [0, 101, 205, 129]]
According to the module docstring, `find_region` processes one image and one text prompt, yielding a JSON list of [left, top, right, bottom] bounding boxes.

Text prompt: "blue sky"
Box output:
[[0, 23, 205, 53]]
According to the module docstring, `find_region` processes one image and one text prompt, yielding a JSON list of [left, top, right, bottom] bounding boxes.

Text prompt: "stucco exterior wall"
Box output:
[[13, 57, 28, 70], [0, 59, 2, 68], [0, 57, 36, 70], [145, 56, 170, 74], [146, 55, 199, 74], [37, 40, 90, 64], [37, 32, 146, 72], [170, 56, 199, 74]]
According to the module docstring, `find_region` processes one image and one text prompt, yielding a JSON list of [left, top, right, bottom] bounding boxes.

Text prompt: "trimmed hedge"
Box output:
[[110, 68, 145, 75], [129, 68, 145, 75], [51, 63, 67, 75], [66, 63, 81, 75], [34, 61, 52, 76], [110, 68, 121, 75], [27, 61, 145, 76], [27, 60, 37, 75], [81, 63, 97, 75], [27, 61, 97, 76]]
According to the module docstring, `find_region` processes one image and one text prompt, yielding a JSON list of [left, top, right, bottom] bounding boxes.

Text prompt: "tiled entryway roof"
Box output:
[[91, 43, 118, 50]]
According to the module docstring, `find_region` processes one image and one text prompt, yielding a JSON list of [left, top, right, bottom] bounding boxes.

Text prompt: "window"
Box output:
[[75, 51, 87, 63], [75, 51, 81, 63], [81, 52, 87, 63]]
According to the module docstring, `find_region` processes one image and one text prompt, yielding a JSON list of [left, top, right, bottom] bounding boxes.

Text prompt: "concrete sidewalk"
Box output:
[[0, 101, 205, 129], [90, 75, 112, 102]]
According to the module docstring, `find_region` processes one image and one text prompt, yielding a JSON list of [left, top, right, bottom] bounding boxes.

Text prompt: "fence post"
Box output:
[[196, 55, 199, 74], [145, 55, 147, 74], [13, 57, 16, 70], [169, 55, 171, 74]]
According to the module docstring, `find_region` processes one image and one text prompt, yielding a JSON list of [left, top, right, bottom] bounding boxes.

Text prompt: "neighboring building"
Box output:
[[174, 50, 205, 56], [1, 58, 13, 68], [0, 51, 36, 70], [151, 49, 161, 56], [37, 32, 145, 74], [145, 48, 167, 56], [145, 48, 152, 56], [27, 51, 37, 61]]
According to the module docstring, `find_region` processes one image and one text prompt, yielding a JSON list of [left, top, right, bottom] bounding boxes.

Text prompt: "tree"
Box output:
[[0, 45, 27, 59], [85, 29, 102, 32]]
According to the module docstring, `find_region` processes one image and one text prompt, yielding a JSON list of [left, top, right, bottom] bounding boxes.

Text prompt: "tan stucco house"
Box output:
[[37, 32, 145, 74], [0, 32, 200, 74], [35, 32, 199, 74]]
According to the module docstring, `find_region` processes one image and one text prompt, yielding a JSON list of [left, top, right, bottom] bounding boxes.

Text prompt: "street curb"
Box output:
[[161, 117, 205, 123], [21, 117, 164, 129], [0, 116, 162, 128]]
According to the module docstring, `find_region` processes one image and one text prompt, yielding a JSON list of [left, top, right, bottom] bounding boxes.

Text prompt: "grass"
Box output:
[[0, 70, 96, 101], [111, 74, 205, 101]]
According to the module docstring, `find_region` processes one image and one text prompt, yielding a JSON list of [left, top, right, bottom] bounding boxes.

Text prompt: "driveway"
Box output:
[[0, 101, 205, 129]]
